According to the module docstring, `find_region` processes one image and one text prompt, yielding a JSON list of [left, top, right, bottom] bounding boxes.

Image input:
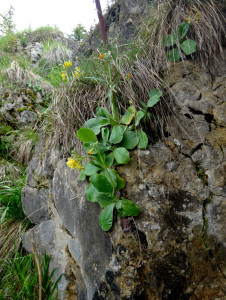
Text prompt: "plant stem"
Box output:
[[107, 62, 119, 122]]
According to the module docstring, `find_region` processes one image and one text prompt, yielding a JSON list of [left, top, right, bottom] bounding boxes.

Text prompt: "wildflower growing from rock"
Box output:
[[99, 53, 105, 59], [66, 157, 84, 171]]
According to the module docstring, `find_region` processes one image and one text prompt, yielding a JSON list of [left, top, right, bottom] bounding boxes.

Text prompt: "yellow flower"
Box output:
[[74, 66, 84, 78], [129, 100, 133, 105], [63, 61, 72, 69], [190, 10, 193, 15], [88, 149, 94, 155], [66, 157, 84, 172], [186, 17, 191, 23], [66, 158, 78, 169], [61, 73, 66, 80], [99, 53, 105, 59], [75, 56, 79, 60], [127, 73, 131, 79]]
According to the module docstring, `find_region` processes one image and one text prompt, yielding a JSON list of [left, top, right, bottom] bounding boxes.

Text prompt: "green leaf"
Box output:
[[116, 174, 126, 190], [180, 39, 196, 55], [147, 88, 163, 108], [96, 107, 110, 118], [108, 115, 119, 126], [120, 106, 136, 125], [106, 152, 115, 167], [83, 163, 101, 176], [167, 47, 181, 62], [83, 118, 102, 135], [102, 127, 109, 142], [96, 193, 116, 208], [99, 203, 115, 231], [135, 111, 145, 126], [119, 131, 139, 149], [90, 174, 113, 193], [162, 33, 176, 47], [138, 130, 148, 149], [178, 22, 190, 41], [113, 147, 130, 164], [85, 183, 99, 202], [77, 128, 97, 143], [78, 171, 86, 180], [116, 198, 140, 218], [109, 126, 124, 144], [101, 168, 117, 189]]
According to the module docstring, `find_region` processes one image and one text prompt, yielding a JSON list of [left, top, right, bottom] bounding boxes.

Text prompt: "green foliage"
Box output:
[[0, 33, 18, 53], [73, 92, 162, 231], [0, 251, 61, 299], [163, 22, 197, 62], [69, 24, 87, 43], [0, 176, 25, 222]]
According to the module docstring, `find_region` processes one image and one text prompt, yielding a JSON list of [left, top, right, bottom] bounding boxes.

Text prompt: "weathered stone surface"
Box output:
[[21, 186, 51, 224], [21, 34, 226, 300], [20, 110, 37, 123]]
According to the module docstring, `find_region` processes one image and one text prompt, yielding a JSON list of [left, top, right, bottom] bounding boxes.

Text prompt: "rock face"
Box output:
[[21, 50, 226, 299]]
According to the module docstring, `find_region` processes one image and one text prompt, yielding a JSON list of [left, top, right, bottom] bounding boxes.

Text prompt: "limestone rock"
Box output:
[[20, 110, 37, 123]]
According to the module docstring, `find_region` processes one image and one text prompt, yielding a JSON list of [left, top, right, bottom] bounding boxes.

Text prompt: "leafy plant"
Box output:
[[67, 86, 162, 231], [163, 22, 197, 62]]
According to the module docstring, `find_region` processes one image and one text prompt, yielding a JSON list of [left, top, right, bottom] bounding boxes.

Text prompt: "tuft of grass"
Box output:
[[0, 250, 61, 300]]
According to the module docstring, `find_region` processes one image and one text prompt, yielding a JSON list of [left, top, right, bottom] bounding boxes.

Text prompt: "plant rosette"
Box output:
[[67, 88, 162, 231]]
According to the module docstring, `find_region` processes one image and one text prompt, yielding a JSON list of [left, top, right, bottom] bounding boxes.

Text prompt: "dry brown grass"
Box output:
[[140, 0, 225, 72], [6, 61, 53, 93], [51, 0, 225, 152], [0, 221, 27, 262]]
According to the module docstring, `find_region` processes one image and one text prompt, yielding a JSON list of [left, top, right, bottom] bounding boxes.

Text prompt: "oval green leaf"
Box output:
[[116, 174, 126, 190], [109, 126, 124, 144], [83, 163, 101, 176], [102, 127, 109, 142], [181, 39, 196, 55], [116, 198, 140, 218], [119, 131, 139, 149], [178, 22, 190, 41], [85, 183, 99, 202], [113, 147, 130, 164], [96, 193, 116, 208], [138, 130, 148, 149], [101, 168, 117, 189], [77, 128, 97, 143], [90, 174, 113, 193], [162, 33, 176, 47], [83, 118, 102, 135], [99, 203, 115, 231], [135, 110, 145, 126], [120, 106, 136, 125], [167, 47, 181, 62]]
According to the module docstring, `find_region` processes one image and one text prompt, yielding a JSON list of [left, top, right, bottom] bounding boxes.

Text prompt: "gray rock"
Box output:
[[20, 110, 37, 123], [21, 187, 51, 224]]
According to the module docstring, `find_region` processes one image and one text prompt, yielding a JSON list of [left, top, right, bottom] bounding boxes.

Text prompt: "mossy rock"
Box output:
[[26, 89, 36, 100], [17, 107, 33, 113]]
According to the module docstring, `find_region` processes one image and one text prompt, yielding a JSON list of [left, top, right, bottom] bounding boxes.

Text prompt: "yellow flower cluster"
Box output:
[[59, 71, 66, 81], [66, 156, 85, 172], [74, 67, 84, 78], [63, 61, 72, 69], [187, 11, 199, 24]]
